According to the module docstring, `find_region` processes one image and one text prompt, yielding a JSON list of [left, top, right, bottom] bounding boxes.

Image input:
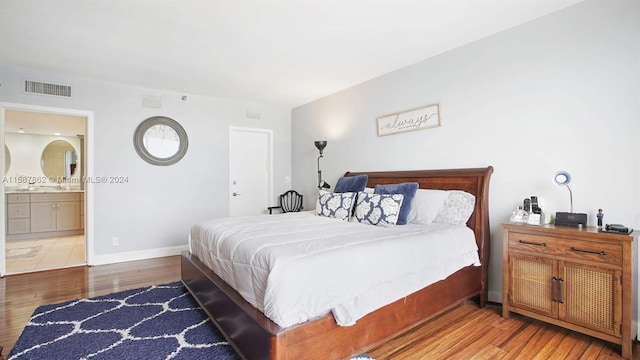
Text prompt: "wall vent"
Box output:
[[24, 80, 72, 97]]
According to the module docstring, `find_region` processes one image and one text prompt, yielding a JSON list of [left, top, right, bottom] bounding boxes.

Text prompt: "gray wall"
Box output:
[[0, 65, 292, 264], [291, 0, 640, 302]]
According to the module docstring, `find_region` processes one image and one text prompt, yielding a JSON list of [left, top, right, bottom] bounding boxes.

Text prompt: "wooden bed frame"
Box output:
[[181, 166, 494, 360]]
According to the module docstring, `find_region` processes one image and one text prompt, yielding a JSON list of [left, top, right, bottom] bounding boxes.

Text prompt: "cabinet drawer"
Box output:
[[31, 193, 80, 203], [509, 232, 622, 266], [7, 194, 30, 203], [7, 218, 31, 234], [7, 203, 30, 219]]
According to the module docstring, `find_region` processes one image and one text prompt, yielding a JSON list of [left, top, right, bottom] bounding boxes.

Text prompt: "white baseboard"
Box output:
[[89, 245, 187, 266], [488, 290, 502, 304]]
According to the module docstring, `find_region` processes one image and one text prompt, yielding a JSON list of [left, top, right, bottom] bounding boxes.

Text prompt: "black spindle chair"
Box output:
[[267, 190, 303, 214]]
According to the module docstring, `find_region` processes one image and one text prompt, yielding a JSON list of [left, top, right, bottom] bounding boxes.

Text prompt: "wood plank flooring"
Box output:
[[0, 255, 180, 358], [1, 255, 638, 359]]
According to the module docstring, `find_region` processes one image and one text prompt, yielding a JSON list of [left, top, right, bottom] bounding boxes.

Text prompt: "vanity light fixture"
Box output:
[[314, 140, 330, 189], [17, 128, 25, 133]]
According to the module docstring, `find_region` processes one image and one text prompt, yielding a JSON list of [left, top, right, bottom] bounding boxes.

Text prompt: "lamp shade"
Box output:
[[314, 140, 327, 154], [553, 171, 572, 186]]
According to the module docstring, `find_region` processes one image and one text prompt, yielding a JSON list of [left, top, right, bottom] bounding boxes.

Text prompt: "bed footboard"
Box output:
[[182, 251, 278, 359], [182, 250, 483, 360]]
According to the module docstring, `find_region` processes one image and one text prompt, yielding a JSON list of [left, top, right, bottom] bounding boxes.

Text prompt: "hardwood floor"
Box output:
[[0, 255, 180, 358], [1, 255, 638, 359], [367, 302, 640, 360]]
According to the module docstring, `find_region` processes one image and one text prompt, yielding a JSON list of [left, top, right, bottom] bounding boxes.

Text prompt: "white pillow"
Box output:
[[407, 189, 449, 225], [433, 190, 476, 225]]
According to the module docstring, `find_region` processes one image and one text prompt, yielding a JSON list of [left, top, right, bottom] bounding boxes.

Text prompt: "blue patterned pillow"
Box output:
[[374, 182, 418, 225], [334, 175, 368, 193], [354, 192, 404, 227], [315, 190, 357, 221]]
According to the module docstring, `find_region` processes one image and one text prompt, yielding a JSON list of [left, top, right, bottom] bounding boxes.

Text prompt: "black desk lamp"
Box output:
[[553, 170, 587, 227], [314, 141, 330, 189]]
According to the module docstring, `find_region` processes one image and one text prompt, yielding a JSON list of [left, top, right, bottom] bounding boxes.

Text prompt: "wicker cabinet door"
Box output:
[[508, 253, 558, 318], [559, 261, 622, 337]]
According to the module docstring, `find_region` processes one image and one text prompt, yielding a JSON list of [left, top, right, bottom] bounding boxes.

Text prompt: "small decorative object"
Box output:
[[597, 209, 604, 228], [314, 141, 330, 189], [510, 206, 529, 224], [377, 103, 440, 136], [527, 213, 542, 225], [530, 195, 541, 214]]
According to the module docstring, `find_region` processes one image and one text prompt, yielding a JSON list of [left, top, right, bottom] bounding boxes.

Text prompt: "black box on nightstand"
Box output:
[[554, 212, 587, 227]]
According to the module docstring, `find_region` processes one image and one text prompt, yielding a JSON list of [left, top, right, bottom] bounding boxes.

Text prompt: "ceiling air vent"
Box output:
[[24, 80, 72, 97]]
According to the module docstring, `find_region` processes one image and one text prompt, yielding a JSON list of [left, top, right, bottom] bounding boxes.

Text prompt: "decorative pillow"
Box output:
[[407, 189, 449, 225], [315, 190, 357, 221], [334, 175, 368, 193], [374, 182, 418, 225], [353, 191, 404, 227], [433, 190, 476, 225]]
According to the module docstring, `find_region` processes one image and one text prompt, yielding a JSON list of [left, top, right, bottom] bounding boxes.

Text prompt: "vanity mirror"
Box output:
[[5, 144, 11, 173], [133, 116, 188, 166], [41, 140, 77, 181]]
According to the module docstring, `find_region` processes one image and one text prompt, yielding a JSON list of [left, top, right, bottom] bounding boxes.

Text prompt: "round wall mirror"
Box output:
[[134, 116, 188, 166], [41, 140, 77, 181], [5, 144, 11, 173]]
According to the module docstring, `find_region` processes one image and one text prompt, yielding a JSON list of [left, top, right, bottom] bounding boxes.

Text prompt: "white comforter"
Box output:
[[189, 211, 480, 328]]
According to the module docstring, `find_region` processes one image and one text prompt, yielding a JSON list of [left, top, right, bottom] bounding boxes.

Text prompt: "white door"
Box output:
[[229, 127, 273, 216]]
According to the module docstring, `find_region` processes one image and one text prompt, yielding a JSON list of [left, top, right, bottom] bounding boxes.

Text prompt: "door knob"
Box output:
[[233, 192, 241, 196]]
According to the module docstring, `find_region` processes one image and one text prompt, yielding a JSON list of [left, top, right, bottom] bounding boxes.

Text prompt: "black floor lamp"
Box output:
[[314, 141, 330, 189]]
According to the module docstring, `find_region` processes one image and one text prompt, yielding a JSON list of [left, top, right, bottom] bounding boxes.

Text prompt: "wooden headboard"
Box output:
[[344, 167, 494, 291]]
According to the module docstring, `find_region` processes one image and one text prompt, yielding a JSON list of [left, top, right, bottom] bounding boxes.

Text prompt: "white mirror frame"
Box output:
[[133, 116, 188, 166]]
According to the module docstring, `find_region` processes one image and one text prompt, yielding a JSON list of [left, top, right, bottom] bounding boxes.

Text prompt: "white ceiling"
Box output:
[[0, 0, 584, 108]]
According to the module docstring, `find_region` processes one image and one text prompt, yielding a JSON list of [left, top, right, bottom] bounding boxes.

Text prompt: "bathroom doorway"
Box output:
[[1, 104, 93, 276]]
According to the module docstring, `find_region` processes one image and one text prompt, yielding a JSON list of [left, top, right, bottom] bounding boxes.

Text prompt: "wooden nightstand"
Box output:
[[502, 223, 634, 359]]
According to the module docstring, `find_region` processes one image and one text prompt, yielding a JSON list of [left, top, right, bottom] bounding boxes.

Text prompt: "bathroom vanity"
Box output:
[[6, 189, 84, 240]]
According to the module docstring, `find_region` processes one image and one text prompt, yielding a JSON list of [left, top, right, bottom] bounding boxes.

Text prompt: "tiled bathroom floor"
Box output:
[[5, 235, 86, 274]]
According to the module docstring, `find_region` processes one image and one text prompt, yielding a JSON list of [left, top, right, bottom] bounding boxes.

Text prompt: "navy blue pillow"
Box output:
[[334, 175, 368, 193], [374, 182, 419, 225]]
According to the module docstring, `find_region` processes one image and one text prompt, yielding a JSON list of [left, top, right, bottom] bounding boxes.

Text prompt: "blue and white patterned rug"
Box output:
[[8, 282, 374, 360]]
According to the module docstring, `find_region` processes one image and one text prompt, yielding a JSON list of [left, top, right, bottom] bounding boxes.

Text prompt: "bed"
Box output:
[[181, 166, 493, 360]]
